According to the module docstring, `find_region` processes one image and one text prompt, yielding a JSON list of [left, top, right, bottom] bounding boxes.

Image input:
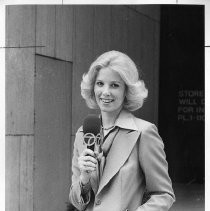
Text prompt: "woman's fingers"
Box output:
[[80, 165, 96, 172], [82, 155, 97, 164], [78, 155, 97, 165], [79, 160, 96, 176], [78, 149, 98, 173], [78, 149, 99, 184], [81, 148, 95, 157], [78, 158, 97, 169], [83, 160, 97, 168]]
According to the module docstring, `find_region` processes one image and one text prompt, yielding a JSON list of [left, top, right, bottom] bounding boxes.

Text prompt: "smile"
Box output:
[[100, 98, 114, 103]]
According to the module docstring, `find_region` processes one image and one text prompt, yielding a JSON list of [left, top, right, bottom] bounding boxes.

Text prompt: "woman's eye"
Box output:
[[111, 83, 119, 88], [96, 81, 103, 86]]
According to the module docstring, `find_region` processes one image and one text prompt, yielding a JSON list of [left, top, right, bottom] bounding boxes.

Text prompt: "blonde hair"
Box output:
[[81, 50, 148, 111]]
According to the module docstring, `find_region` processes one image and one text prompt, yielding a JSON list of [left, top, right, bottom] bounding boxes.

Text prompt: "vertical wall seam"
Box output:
[[126, 6, 129, 52], [71, 6, 76, 138], [71, 6, 74, 67], [93, 6, 96, 58], [33, 6, 37, 211], [93, 6, 95, 58], [70, 5, 75, 181], [152, 21, 155, 123], [153, 21, 160, 125], [6, 6, 8, 46], [126, 6, 129, 53], [154, 20, 157, 124], [54, 6, 57, 58], [110, 6, 113, 49]]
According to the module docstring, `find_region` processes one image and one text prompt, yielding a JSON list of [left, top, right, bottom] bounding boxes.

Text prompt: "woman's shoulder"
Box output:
[[132, 115, 157, 132]]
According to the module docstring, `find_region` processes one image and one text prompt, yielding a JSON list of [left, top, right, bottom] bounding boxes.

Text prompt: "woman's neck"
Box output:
[[101, 110, 121, 129]]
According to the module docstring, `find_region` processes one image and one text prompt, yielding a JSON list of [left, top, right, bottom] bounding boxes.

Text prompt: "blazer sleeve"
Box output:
[[137, 124, 175, 211], [69, 128, 91, 211]]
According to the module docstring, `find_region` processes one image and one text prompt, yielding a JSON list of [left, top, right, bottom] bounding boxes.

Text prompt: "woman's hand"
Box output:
[[78, 149, 98, 185]]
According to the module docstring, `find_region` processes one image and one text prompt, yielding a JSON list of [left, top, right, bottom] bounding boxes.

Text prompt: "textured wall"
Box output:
[[6, 5, 160, 211], [6, 6, 36, 211]]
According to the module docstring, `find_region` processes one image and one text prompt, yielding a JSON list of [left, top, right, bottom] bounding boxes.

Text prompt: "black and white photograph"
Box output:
[[1, 1, 208, 211]]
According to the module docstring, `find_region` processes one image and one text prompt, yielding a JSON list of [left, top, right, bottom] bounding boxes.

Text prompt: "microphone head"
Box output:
[[83, 114, 101, 151], [83, 114, 101, 135]]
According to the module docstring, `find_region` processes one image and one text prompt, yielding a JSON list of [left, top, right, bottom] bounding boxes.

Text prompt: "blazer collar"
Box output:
[[114, 109, 138, 131], [79, 110, 138, 132]]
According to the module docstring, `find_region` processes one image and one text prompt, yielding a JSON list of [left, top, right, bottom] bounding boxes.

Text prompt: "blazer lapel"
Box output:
[[97, 129, 141, 194]]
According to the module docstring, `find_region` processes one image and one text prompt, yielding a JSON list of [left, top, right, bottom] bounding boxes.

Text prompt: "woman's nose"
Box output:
[[102, 86, 110, 96]]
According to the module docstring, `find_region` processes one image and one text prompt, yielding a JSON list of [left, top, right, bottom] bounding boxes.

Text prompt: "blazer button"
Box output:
[[95, 199, 101, 205]]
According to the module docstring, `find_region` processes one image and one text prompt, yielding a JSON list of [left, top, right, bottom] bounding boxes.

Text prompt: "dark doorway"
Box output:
[[159, 5, 204, 184]]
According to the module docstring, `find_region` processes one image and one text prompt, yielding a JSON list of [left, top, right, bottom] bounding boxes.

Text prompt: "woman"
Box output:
[[69, 51, 175, 211]]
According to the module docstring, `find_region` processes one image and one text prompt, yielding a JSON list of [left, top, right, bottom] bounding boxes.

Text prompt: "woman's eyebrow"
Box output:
[[95, 78, 122, 84], [111, 81, 121, 84]]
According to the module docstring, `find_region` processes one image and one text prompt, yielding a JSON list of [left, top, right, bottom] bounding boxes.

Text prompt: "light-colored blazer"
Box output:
[[69, 110, 175, 211]]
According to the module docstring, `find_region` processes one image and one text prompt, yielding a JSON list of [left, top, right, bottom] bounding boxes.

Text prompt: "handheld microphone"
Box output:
[[83, 114, 101, 151]]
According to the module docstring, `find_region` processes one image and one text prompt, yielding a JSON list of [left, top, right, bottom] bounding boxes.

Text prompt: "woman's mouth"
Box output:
[[100, 98, 114, 104]]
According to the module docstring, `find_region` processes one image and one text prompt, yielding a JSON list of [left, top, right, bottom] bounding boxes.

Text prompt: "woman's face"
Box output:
[[94, 67, 126, 115]]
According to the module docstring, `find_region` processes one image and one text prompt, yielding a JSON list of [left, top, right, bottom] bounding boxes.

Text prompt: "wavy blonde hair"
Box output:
[[81, 50, 148, 111]]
